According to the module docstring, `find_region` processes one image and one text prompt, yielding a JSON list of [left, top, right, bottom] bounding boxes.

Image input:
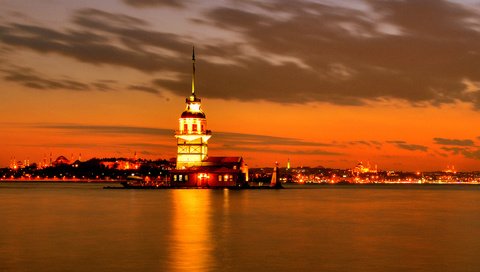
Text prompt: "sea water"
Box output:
[[0, 183, 479, 272]]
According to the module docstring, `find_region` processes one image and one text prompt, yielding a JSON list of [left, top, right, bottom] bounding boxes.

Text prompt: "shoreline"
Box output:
[[0, 179, 121, 183], [1, 179, 479, 185]]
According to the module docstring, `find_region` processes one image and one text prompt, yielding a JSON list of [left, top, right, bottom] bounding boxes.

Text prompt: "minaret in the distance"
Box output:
[[175, 47, 211, 169]]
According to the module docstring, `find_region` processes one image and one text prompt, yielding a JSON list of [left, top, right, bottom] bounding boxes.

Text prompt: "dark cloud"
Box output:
[[154, 46, 372, 106], [0, 65, 125, 92], [215, 144, 342, 156], [2, 2, 480, 108], [119, 142, 172, 150], [11, 142, 101, 149], [92, 81, 114, 91], [215, 132, 343, 156], [122, 142, 171, 148], [441, 146, 465, 155], [122, 0, 187, 8], [371, 141, 383, 146], [0, 9, 188, 73], [74, 8, 147, 28], [387, 140, 428, 152], [348, 140, 383, 148], [72, 9, 187, 52], [180, 0, 480, 107], [215, 131, 335, 147], [38, 123, 334, 146], [441, 146, 480, 160], [1, 66, 90, 91], [128, 85, 160, 95], [433, 137, 475, 146], [37, 124, 173, 136], [462, 149, 480, 160], [349, 141, 372, 146]]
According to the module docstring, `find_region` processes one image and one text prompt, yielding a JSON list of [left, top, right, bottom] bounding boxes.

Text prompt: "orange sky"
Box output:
[[1, 0, 480, 171]]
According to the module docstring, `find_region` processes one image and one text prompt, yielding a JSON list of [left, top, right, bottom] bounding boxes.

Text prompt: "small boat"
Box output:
[[120, 175, 145, 188]]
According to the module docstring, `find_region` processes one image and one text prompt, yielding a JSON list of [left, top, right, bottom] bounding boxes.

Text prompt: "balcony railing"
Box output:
[[175, 130, 212, 135]]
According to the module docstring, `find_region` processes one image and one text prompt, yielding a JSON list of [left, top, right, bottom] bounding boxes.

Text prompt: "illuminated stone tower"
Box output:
[[175, 47, 211, 169]]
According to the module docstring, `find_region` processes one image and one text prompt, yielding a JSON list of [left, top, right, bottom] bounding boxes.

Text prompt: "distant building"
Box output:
[[170, 48, 248, 187], [353, 161, 377, 176], [52, 156, 70, 167], [100, 154, 140, 170], [9, 158, 24, 170], [444, 165, 457, 174]]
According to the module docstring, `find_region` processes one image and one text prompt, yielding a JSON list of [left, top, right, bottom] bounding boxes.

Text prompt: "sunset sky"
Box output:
[[1, 0, 480, 171]]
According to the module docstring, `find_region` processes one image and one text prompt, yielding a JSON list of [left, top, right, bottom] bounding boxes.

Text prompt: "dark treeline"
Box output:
[[1, 158, 173, 180]]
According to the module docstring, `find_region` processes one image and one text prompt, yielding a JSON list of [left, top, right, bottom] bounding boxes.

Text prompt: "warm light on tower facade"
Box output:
[[170, 48, 248, 187], [175, 47, 211, 169]]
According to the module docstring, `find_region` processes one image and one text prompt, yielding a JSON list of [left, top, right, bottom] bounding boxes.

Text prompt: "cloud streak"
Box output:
[[122, 0, 187, 8], [36, 124, 173, 136], [441, 146, 480, 160], [387, 140, 428, 152], [215, 131, 335, 148], [128, 85, 161, 95], [433, 137, 475, 147], [215, 145, 343, 156], [31, 123, 342, 155], [1, 66, 90, 91]]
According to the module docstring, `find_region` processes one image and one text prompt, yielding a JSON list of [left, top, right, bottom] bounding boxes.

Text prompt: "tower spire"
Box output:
[[192, 46, 195, 96]]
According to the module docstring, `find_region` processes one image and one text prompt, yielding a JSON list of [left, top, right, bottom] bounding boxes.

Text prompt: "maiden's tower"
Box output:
[[170, 48, 248, 187]]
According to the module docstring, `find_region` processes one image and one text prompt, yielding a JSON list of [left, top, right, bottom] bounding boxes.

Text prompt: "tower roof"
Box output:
[[181, 111, 206, 118]]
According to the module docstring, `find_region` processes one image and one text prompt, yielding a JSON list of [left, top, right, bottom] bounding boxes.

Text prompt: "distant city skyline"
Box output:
[[1, 0, 480, 171]]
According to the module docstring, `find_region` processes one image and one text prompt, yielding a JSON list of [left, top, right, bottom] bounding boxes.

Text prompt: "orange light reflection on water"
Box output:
[[168, 190, 213, 271]]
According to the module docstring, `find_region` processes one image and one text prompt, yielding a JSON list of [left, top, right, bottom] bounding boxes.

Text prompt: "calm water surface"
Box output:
[[0, 183, 479, 272]]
